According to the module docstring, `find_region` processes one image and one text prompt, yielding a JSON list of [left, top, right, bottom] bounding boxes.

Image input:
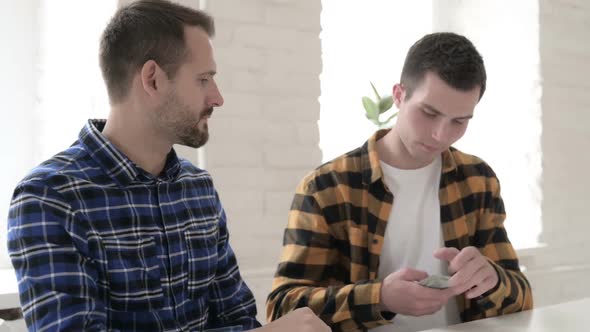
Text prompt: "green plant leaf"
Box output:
[[365, 113, 379, 125], [362, 96, 379, 120], [381, 112, 398, 125], [370, 81, 381, 100], [378, 96, 393, 114]]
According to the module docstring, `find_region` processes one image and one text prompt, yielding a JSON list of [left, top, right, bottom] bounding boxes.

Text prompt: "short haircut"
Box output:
[[99, 0, 215, 103], [400, 32, 486, 100]]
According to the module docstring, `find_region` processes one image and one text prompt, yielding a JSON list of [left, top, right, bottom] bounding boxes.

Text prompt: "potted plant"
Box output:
[[362, 82, 398, 128]]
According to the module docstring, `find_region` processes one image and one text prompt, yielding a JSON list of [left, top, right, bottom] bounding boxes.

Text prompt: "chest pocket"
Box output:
[[185, 225, 218, 299], [102, 237, 164, 312]]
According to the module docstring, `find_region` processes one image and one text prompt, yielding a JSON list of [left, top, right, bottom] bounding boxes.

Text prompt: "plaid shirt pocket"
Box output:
[[102, 237, 164, 312], [185, 225, 218, 299]]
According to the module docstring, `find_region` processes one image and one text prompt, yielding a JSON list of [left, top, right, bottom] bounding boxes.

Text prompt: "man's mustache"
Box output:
[[202, 107, 214, 118]]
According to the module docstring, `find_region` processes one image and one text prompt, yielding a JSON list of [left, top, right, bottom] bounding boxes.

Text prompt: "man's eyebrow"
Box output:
[[421, 103, 473, 120], [198, 70, 217, 76]]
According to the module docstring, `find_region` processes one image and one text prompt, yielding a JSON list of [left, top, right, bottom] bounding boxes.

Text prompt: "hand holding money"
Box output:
[[434, 246, 500, 299], [379, 268, 456, 316], [418, 275, 450, 289]]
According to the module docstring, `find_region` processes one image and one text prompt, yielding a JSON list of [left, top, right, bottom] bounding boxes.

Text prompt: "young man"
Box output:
[[7, 1, 328, 331], [267, 32, 533, 332]]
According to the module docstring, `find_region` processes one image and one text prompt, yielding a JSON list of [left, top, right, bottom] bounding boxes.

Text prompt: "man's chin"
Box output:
[[178, 132, 208, 149], [406, 147, 438, 166]]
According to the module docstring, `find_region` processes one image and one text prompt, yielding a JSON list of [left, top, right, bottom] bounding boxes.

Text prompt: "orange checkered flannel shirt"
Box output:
[[267, 130, 533, 332]]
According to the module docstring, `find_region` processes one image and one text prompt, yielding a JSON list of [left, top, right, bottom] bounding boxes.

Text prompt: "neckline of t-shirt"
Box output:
[[379, 155, 442, 178]]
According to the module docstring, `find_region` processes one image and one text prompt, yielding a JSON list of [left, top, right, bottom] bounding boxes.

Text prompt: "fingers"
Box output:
[[452, 264, 488, 295], [381, 270, 455, 317], [394, 268, 429, 282], [448, 256, 486, 290], [464, 266, 498, 299], [400, 287, 447, 317], [433, 247, 460, 263], [436, 247, 499, 299], [447, 247, 480, 274], [447, 251, 499, 299], [411, 282, 456, 308], [465, 275, 497, 299]]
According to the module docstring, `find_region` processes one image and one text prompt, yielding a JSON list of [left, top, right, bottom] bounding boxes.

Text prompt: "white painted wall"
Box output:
[[204, 0, 322, 323], [534, 0, 590, 307], [0, 0, 39, 270], [0, 0, 38, 323]]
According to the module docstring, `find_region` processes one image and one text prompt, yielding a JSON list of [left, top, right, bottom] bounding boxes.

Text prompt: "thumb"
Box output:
[[434, 247, 460, 263], [394, 268, 429, 281]]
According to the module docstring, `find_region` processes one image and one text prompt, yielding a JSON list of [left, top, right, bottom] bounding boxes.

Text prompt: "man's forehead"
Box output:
[[182, 28, 216, 68], [184, 26, 213, 51]]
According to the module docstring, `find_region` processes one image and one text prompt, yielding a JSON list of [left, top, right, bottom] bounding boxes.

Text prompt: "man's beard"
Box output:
[[177, 109, 211, 148], [158, 94, 213, 149]]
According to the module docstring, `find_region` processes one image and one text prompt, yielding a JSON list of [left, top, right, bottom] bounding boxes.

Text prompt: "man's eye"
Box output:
[[423, 110, 436, 117]]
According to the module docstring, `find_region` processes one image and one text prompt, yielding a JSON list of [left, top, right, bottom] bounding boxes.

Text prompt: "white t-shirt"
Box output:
[[369, 156, 460, 332]]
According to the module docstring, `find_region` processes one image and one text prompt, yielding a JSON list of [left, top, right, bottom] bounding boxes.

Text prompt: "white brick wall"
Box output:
[[537, 0, 590, 307], [540, 0, 590, 247], [204, 0, 322, 322]]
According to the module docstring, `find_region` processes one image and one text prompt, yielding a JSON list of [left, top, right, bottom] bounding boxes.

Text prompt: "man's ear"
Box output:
[[140, 60, 163, 97], [392, 83, 405, 108]]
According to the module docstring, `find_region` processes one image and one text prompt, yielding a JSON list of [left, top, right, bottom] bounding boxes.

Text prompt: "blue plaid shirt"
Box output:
[[8, 120, 260, 332]]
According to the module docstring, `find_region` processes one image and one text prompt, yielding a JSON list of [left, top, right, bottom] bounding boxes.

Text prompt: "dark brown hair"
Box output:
[[99, 0, 215, 103], [400, 32, 486, 100]]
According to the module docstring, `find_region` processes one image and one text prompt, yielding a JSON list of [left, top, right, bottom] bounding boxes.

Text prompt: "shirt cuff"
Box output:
[[349, 281, 396, 328], [474, 258, 508, 311]]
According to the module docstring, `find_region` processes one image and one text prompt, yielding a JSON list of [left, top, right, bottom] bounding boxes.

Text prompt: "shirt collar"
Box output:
[[78, 119, 181, 187], [360, 129, 459, 185]]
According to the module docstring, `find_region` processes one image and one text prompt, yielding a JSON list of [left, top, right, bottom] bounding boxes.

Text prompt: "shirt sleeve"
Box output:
[[266, 178, 393, 331], [7, 181, 107, 331], [462, 174, 534, 321], [205, 190, 261, 331]]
